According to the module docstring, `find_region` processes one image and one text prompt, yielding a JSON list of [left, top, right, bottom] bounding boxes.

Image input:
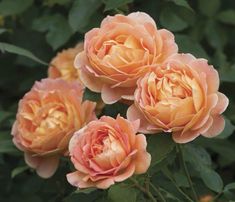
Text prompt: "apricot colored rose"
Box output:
[[75, 12, 178, 104], [66, 115, 151, 189], [12, 78, 96, 178], [48, 42, 83, 81], [127, 54, 229, 143]]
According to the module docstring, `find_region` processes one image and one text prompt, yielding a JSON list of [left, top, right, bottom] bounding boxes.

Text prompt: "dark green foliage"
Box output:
[[0, 0, 235, 201]]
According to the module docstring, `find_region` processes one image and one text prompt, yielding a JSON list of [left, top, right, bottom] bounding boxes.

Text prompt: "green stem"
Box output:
[[130, 178, 157, 202], [162, 168, 194, 202], [177, 144, 199, 202], [149, 182, 167, 202]]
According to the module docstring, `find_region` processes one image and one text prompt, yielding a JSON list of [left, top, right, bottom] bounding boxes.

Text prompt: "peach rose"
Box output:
[[66, 115, 151, 189], [127, 54, 229, 143], [12, 78, 96, 178], [48, 42, 84, 81], [75, 12, 178, 104]]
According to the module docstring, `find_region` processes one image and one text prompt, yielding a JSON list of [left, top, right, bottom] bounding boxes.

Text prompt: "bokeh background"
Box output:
[[0, 0, 235, 201]]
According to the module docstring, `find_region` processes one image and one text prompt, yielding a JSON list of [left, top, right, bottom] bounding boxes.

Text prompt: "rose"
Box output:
[[12, 78, 96, 178], [66, 115, 151, 189], [48, 42, 84, 82], [127, 54, 229, 143], [75, 12, 178, 104]]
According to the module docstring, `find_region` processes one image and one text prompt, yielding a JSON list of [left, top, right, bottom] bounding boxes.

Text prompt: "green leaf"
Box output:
[[205, 21, 227, 50], [108, 183, 137, 202], [216, 118, 235, 139], [184, 144, 223, 192], [224, 183, 235, 200], [200, 168, 223, 193], [168, 0, 193, 12], [217, 10, 235, 25], [74, 187, 97, 194], [147, 134, 175, 166], [219, 64, 235, 82], [175, 34, 209, 59], [0, 140, 19, 154], [104, 0, 133, 11], [68, 0, 102, 32], [184, 144, 212, 169], [83, 88, 101, 102], [11, 166, 29, 178], [198, 0, 220, 17], [0, 42, 48, 66], [32, 14, 73, 50], [0, 0, 33, 16], [160, 7, 188, 31]]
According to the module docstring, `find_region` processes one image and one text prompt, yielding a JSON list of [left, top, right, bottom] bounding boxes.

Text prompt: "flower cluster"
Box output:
[[12, 12, 228, 189]]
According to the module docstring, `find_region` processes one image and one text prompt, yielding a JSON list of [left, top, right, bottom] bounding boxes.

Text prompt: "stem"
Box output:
[[162, 169, 194, 202], [130, 178, 157, 202], [149, 182, 166, 202], [177, 144, 199, 202]]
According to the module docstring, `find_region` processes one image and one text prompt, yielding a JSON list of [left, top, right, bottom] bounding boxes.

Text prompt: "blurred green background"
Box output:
[[0, 0, 235, 201]]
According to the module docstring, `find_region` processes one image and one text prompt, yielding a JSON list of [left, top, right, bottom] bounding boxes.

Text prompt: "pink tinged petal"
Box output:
[[75, 52, 103, 92], [128, 12, 156, 27], [69, 127, 86, 154], [211, 92, 229, 115], [169, 53, 196, 64], [134, 151, 151, 174], [114, 163, 135, 182], [135, 134, 147, 150], [172, 130, 201, 144], [24, 152, 40, 169], [127, 104, 154, 134], [131, 119, 140, 134], [198, 116, 213, 134], [101, 85, 122, 104], [96, 178, 115, 189], [202, 116, 225, 138], [67, 171, 95, 188], [36, 156, 60, 178], [25, 153, 59, 178], [189, 59, 219, 94]]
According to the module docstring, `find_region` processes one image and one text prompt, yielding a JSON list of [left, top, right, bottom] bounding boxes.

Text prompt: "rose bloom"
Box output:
[[12, 78, 96, 178], [48, 42, 83, 81], [75, 12, 178, 104], [66, 115, 151, 189], [127, 54, 229, 143]]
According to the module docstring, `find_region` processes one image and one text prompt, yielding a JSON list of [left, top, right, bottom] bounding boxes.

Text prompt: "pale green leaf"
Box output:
[[0, 42, 48, 66], [11, 166, 29, 178]]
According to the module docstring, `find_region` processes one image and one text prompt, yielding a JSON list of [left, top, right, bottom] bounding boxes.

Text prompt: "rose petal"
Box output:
[[202, 115, 225, 138]]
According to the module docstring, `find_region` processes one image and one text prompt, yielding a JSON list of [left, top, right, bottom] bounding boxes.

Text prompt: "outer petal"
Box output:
[[211, 92, 229, 115], [133, 134, 151, 174], [189, 59, 219, 94], [172, 130, 201, 144], [67, 171, 95, 188], [202, 116, 225, 137], [127, 104, 155, 133], [128, 12, 156, 27], [75, 52, 103, 92], [36, 156, 60, 178], [114, 163, 135, 182]]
